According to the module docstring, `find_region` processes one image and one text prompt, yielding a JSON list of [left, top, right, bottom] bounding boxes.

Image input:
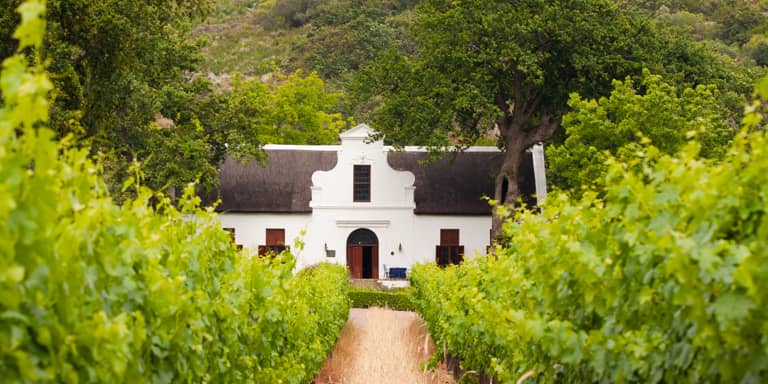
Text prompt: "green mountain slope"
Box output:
[[194, 0, 767, 81], [192, 0, 417, 84]]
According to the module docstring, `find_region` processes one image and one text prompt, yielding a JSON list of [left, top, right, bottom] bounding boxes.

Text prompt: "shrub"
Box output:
[[349, 288, 416, 311]]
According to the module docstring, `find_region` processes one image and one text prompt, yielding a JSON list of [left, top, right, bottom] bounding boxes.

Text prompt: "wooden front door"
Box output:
[[347, 245, 378, 279], [346, 228, 379, 279], [347, 245, 363, 278]]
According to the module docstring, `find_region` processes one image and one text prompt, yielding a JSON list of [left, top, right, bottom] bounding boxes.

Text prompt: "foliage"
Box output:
[[0, 3, 350, 382], [712, 1, 765, 45], [547, 70, 735, 195], [109, 69, 345, 198], [256, 71, 347, 145], [0, 0, 211, 142], [623, 0, 768, 68], [349, 287, 416, 311], [411, 78, 768, 382], [0, 0, 211, 196], [305, 15, 398, 80], [258, 0, 416, 29], [195, 0, 417, 88], [747, 34, 768, 67], [653, 8, 718, 40], [0, 0, 347, 200], [349, 0, 759, 239]]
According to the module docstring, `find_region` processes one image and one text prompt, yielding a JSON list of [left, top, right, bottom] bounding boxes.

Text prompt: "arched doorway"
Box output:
[[346, 228, 379, 279]]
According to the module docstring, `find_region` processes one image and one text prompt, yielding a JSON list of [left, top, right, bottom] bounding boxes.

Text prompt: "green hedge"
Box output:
[[0, 6, 350, 382], [349, 288, 417, 311]]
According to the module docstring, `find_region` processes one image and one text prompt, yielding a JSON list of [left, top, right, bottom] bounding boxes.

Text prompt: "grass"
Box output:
[[192, 0, 308, 75]]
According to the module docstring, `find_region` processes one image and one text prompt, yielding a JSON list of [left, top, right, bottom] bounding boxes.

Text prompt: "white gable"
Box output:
[[338, 123, 376, 142], [311, 125, 415, 209]]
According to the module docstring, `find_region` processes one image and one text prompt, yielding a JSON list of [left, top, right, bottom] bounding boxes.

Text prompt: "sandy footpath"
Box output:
[[314, 308, 455, 384]]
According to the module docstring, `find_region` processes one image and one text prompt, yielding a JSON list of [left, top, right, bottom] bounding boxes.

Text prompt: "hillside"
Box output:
[[193, 0, 417, 89], [194, 0, 768, 82]]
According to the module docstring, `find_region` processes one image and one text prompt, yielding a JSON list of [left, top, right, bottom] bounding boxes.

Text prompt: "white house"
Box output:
[[214, 124, 546, 279]]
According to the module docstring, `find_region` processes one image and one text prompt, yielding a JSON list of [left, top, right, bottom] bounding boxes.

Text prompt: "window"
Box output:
[[223, 227, 243, 250], [353, 165, 371, 202], [436, 229, 463, 267], [259, 228, 289, 256]]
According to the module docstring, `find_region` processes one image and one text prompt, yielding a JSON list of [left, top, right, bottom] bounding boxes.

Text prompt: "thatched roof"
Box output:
[[211, 149, 338, 213], [387, 150, 536, 215], [210, 148, 536, 214]]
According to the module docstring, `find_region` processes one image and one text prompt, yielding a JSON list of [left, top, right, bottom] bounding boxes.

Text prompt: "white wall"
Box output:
[[218, 124, 494, 277], [218, 212, 312, 250], [219, 211, 491, 276]]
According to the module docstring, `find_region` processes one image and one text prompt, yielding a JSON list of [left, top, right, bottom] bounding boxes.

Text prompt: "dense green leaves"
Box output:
[[350, 0, 757, 230], [411, 87, 768, 382], [547, 71, 735, 195], [0, 3, 350, 382], [143, 70, 345, 195]]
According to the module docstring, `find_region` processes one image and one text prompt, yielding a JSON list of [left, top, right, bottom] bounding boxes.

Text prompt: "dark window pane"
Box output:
[[353, 165, 371, 202]]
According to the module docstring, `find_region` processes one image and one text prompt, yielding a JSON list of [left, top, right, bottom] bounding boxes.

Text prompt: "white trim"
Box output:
[[394, 146, 502, 152], [336, 219, 391, 228], [263, 144, 340, 151], [260, 144, 503, 153], [339, 123, 375, 140], [310, 204, 416, 210], [531, 143, 548, 202]]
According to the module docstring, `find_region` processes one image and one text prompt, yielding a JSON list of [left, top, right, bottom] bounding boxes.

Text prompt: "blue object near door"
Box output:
[[388, 267, 407, 279]]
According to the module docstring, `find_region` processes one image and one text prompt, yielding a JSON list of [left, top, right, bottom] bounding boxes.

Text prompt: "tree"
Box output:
[[547, 70, 735, 196], [713, 0, 765, 45], [352, 0, 702, 235], [0, 0, 212, 137], [0, 0, 212, 193], [137, 70, 345, 196], [1, 1, 347, 199]]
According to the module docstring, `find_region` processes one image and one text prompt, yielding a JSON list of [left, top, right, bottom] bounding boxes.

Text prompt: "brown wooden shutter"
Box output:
[[440, 229, 459, 245], [266, 228, 285, 246]]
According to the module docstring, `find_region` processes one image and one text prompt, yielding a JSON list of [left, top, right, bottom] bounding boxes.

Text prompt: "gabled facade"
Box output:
[[214, 124, 547, 279]]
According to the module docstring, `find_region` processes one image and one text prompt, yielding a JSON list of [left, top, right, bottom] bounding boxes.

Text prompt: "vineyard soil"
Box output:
[[314, 308, 455, 384]]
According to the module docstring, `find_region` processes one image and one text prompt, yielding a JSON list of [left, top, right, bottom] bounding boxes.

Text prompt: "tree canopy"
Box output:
[[351, 0, 753, 235], [0, 0, 346, 198], [547, 70, 735, 196]]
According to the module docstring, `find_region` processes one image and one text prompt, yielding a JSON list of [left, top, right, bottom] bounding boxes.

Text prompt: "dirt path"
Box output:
[[314, 307, 456, 384]]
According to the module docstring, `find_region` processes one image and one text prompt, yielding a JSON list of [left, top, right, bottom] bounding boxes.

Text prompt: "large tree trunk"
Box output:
[[491, 120, 525, 238], [490, 111, 560, 242]]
